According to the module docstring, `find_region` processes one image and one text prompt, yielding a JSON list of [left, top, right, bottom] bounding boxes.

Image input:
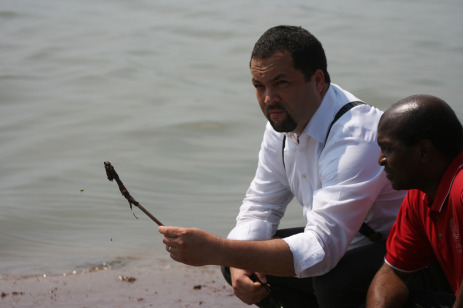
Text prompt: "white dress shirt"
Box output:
[[228, 84, 405, 277]]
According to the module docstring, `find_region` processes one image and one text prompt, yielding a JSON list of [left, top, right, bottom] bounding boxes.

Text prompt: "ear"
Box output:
[[312, 69, 326, 96], [418, 139, 433, 162]]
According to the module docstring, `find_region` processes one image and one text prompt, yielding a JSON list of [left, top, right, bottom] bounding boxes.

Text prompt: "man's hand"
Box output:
[[230, 267, 270, 305], [158, 226, 222, 266]]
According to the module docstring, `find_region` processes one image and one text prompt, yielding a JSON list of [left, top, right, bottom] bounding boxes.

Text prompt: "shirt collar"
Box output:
[[431, 149, 463, 212], [285, 84, 341, 144], [304, 84, 337, 143]]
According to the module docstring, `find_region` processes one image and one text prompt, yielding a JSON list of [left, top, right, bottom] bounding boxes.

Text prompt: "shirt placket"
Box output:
[[430, 209, 446, 260]]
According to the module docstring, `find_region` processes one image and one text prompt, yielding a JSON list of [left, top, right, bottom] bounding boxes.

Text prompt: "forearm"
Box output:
[[454, 280, 463, 308], [159, 226, 296, 276], [219, 238, 296, 276], [366, 263, 409, 308]]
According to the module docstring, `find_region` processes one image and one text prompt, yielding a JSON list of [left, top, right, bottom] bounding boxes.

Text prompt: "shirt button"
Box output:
[[298, 148, 303, 152], [438, 234, 443, 239], [301, 174, 307, 179]]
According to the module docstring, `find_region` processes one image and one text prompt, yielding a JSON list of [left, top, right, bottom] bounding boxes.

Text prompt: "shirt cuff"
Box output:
[[283, 232, 326, 277]]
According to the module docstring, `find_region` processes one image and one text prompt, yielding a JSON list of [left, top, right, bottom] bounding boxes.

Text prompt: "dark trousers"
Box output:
[[221, 228, 454, 308], [402, 262, 455, 308], [221, 228, 386, 308]]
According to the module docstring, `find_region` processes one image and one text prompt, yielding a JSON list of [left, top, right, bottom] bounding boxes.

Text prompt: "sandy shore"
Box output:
[[0, 261, 245, 308]]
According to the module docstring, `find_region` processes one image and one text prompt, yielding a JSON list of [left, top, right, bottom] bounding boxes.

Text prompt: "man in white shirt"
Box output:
[[159, 25, 405, 307]]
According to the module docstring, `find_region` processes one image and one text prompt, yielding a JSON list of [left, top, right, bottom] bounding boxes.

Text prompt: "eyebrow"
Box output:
[[252, 73, 288, 84]]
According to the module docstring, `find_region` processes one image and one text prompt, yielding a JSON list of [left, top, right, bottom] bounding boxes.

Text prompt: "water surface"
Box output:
[[1, 0, 462, 274]]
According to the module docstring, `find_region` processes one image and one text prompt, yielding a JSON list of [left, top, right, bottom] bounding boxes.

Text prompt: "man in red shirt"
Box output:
[[366, 94, 463, 307]]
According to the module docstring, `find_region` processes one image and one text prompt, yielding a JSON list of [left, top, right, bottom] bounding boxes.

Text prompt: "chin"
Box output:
[[391, 181, 410, 191], [269, 120, 297, 133], [269, 121, 285, 132], [387, 178, 401, 191]]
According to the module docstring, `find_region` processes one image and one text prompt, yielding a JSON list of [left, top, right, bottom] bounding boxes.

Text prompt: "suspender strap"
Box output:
[[281, 101, 384, 243], [324, 101, 365, 144], [282, 135, 286, 170], [359, 221, 384, 243]]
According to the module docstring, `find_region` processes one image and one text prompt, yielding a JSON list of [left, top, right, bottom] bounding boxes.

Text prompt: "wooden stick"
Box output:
[[104, 161, 164, 226]]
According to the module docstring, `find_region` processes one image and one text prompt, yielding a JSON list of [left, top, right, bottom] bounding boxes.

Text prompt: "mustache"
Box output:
[[265, 103, 287, 113]]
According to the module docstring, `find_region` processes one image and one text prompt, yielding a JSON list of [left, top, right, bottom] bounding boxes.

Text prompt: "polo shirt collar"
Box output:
[[431, 149, 463, 212]]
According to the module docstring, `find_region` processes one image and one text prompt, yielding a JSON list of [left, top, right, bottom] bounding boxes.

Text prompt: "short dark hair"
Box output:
[[251, 25, 331, 84], [393, 95, 463, 159]]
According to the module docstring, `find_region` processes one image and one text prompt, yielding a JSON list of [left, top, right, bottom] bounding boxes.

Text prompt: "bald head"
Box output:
[[380, 94, 463, 159]]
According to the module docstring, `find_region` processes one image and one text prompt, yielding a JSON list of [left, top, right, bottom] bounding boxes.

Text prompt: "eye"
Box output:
[[381, 146, 394, 158], [378, 143, 389, 157]]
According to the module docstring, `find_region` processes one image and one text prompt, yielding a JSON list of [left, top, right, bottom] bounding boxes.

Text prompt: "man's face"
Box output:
[[250, 51, 322, 135], [377, 118, 421, 191]]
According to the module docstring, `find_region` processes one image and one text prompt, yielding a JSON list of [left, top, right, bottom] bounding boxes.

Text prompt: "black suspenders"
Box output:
[[281, 101, 384, 243]]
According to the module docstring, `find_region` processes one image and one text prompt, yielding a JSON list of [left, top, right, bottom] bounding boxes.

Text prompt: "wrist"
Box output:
[[212, 236, 228, 266]]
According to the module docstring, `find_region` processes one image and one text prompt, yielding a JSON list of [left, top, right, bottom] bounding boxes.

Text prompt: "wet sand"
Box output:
[[0, 262, 244, 307]]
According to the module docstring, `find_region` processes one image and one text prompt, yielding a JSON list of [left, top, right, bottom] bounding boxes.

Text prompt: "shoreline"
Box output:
[[0, 260, 244, 307]]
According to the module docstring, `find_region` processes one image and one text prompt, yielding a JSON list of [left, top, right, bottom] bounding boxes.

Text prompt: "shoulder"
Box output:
[[449, 169, 463, 205], [343, 104, 383, 135], [322, 103, 383, 163], [398, 190, 429, 220], [326, 89, 383, 145], [330, 84, 384, 123], [452, 169, 463, 188]]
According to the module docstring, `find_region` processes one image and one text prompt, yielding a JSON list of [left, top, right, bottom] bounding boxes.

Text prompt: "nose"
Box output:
[[263, 87, 279, 105], [377, 152, 386, 166]]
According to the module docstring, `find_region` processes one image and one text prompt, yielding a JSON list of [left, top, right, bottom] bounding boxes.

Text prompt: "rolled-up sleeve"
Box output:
[[286, 118, 388, 277]]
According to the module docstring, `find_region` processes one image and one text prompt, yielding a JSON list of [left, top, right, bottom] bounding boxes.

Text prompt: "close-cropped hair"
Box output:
[[396, 96, 463, 159], [251, 25, 331, 84]]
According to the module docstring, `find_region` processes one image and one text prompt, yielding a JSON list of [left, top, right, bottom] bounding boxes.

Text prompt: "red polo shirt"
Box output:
[[385, 150, 463, 295]]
